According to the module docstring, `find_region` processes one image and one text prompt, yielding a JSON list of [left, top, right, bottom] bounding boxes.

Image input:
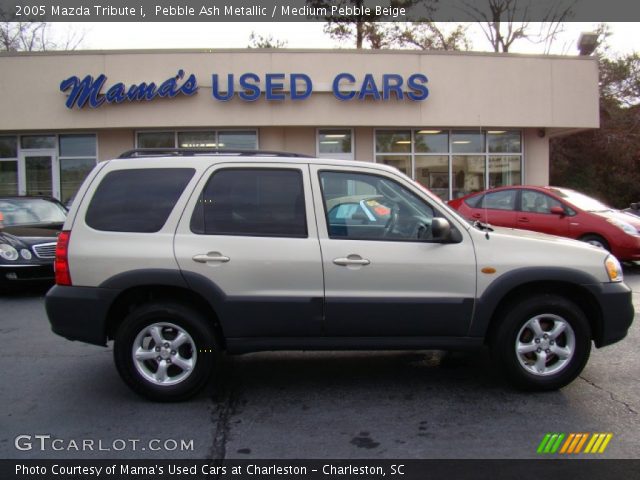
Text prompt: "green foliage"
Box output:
[[551, 37, 640, 208], [248, 32, 288, 49]]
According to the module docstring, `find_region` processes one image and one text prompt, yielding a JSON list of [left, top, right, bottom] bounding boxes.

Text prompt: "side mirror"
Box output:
[[550, 206, 565, 216], [431, 217, 462, 243]]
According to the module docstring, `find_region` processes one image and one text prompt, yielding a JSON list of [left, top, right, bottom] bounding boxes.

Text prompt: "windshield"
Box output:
[[548, 188, 611, 212], [0, 198, 67, 226]]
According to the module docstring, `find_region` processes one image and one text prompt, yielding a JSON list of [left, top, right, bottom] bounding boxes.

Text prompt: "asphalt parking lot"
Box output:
[[1, 265, 639, 460]]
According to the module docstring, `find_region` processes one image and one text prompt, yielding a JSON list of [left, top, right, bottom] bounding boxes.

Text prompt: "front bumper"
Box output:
[[586, 281, 635, 347], [45, 285, 120, 346], [0, 263, 54, 282]]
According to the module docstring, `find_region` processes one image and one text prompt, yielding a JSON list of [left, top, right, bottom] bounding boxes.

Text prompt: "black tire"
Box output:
[[580, 234, 610, 252], [113, 302, 218, 402], [491, 294, 591, 391]]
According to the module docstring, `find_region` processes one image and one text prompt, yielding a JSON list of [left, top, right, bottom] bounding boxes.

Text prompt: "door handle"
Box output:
[[333, 255, 371, 266], [517, 217, 529, 223], [192, 252, 230, 264], [472, 213, 482, 219]]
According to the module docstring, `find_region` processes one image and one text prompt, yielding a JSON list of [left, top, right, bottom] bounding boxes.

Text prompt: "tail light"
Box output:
[[55, 230, 72, 286]]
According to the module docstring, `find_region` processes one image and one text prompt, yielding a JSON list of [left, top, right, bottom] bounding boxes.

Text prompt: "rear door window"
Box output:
[[190, 168, 307, 237], [85, 168, 194, 232]]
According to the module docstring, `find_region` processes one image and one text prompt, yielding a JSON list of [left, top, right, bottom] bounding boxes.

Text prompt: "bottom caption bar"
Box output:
[[3, 459, 640, 480]]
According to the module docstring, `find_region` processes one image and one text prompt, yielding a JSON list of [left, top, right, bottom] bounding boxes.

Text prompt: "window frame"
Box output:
[[85, 167, 195, 233], [190, 167, 309, 239], [373, 128, 525, 201], [316, 128, 354, 160], [518, 189, 565, 215], [317, 169, 448, 244], [136, 129, 260, 150]]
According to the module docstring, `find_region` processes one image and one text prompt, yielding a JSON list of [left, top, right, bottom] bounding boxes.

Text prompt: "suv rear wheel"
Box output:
[[492, 294, 591, 391], [113, 302, 217, 401]]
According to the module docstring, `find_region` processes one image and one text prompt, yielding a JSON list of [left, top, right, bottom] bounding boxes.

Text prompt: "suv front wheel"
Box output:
[[113, 302, 217, 401], [492, 294, 592, 391]]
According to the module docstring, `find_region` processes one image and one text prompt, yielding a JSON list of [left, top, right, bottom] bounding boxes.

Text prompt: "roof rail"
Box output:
[[118, 148, 314, 159]]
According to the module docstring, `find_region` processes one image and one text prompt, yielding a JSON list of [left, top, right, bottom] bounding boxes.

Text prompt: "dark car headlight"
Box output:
[[0, 244, 19, 261]]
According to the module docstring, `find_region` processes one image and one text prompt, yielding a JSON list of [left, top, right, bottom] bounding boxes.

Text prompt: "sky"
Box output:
[[48, 22, 638, 56]]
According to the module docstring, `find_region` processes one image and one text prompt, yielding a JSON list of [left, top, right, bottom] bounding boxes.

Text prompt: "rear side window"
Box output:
[[190, 168, 307, 237], [85, 168, 194, 232], [481, 190, 517, 211], [464, 194, 483, 208]]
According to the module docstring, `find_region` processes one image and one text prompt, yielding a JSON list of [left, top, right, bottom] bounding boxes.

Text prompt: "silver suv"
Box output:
[[46, 149, 634, 401]]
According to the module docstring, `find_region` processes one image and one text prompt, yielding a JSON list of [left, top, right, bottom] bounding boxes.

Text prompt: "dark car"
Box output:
[[624, 202, 640, 219], [0, 196, 67, 285]]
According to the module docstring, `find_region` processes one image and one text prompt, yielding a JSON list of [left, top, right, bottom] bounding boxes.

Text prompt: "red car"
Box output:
[[448, 186, 640, 262]]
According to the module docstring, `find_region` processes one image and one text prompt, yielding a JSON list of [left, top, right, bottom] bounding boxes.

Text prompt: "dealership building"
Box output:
[[0, 49, 598, 204]]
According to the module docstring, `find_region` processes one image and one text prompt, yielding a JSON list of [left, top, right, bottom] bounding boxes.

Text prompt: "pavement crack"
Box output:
[[209, 356, 238, 465], [579, 375, 638, 415]]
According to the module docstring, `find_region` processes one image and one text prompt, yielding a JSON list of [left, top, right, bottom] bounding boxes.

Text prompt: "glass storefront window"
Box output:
[[318, 129, 352, 155], [178, 131, 216, 148], [489, 155, 522, 189], [137, 132, 174, 148], [488, 130, 521, 153], [21, 135, 56, 149], [451, 131, 485, 153], [60, 158, 96, 204], [375, 129, 523, 200], [376, 155, 411, 176], [0, 161, 18, 195], [59, 135, 97, 157], [415, 130, 449, 153], [376, 130, 411, 153], [218, 131, 258, 150], [140, 130, 258, 150], [25, 156, 53, 197], [453, 155, 485, 199], [0, 136, 17, 158], [415, 155, 449, 201]]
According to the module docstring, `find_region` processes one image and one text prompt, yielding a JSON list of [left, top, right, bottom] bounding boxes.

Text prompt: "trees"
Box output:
[[308, 0, 427, 49], [461, 0, 573, 53], [0, 14, 84, 51], [550, 26, 640, 208], [248, 31, 288, 48]]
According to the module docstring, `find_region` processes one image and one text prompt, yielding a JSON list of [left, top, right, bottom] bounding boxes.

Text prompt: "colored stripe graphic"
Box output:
[[541, 433, 614, 454], [537, 434, 552, 454]]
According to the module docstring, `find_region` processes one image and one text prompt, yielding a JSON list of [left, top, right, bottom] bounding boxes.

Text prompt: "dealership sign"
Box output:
[[59, 70, 429, 109]]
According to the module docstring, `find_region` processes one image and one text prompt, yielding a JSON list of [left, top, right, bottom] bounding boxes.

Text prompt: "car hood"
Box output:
[[0, 223, 62, 247], [471, 224, 612, 285], [591, 210, 640, 230]]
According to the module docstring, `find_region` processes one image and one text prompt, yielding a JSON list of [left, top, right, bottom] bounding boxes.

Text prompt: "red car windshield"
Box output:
[[547, 188, 612, 213]]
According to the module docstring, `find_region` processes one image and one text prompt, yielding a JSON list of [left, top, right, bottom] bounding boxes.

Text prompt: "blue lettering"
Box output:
[[265, 73, 285, 100], [358, 74, 381, 100], [126, 83, 157, 101], [407, 74, 429, 101], [61, 70, 199, 108], [105, 83, 126, 103], [239, 73, 260, 101], [290, 73, 312, 100], [180, 73, 198, 96], [332, 73, 356, 101], [382, 74, 404, 100], [212, 74, 234, 101], [60, 75, 106, 109]]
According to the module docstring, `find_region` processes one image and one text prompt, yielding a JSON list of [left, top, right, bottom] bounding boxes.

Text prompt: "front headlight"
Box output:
[[607, 218, 639, 236], [0, 244, 19, 261], [604, 255, 623, 282]]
